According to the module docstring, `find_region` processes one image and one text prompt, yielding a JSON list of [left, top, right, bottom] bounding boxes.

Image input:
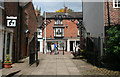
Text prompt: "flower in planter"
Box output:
[[4, 54, 12, 64], [4, 54, 12, 68]]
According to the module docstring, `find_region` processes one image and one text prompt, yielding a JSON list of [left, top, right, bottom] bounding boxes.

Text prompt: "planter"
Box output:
[[4, 63, 12, 68]]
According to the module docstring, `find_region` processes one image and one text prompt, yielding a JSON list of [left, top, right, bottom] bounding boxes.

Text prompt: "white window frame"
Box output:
[[37, 29, 42, 38], [54, 28, 64, 37], [113, 0, 120, 8], [54, 20, 63, 25]]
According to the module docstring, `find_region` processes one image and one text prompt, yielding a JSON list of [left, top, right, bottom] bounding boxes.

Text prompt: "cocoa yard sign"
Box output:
[[6, 16, 17, 27]]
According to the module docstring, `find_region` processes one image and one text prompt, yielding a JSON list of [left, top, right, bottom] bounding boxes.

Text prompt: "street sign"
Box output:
[[6, 16, 17, 27]]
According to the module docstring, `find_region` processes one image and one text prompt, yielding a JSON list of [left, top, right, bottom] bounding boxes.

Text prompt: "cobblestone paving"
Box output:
[[72, 57, 120, 75]]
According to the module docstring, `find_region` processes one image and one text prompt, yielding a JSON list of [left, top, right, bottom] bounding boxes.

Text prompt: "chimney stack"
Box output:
[[65, 7, 68, 13]]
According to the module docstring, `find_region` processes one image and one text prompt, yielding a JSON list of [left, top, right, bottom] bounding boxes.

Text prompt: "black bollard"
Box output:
[[75, 47, 77, 57], [63, 46, 64, 55]]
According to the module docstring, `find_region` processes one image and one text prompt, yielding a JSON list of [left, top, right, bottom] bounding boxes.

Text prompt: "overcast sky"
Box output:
[[33, 0, 82, 15]]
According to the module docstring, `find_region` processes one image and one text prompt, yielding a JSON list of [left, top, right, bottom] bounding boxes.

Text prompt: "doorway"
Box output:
[[70, 41, 73, 51]]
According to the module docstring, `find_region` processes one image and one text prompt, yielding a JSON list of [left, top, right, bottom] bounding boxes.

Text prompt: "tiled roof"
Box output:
[[37, 16, 43, 27], [43, 12, 83, 19]]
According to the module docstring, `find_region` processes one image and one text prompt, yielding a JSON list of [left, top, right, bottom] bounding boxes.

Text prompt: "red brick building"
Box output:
[[104, 1, 120, 26], [4, 1, 38, 63], [41, 10, 82, 52]]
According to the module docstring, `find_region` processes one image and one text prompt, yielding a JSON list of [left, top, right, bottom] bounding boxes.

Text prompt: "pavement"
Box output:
[[0, 69, 2, 77], [2, 51, 120, 76]]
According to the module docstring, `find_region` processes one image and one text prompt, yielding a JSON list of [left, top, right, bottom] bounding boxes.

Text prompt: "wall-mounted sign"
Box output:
[[6, 16, 17, 27]]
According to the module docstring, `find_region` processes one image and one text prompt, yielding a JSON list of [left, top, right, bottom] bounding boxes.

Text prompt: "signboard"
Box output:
[[6, 16, 17, 27]]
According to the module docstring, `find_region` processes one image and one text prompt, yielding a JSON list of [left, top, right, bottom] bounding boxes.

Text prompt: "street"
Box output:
[[2, 51, 120, 76]]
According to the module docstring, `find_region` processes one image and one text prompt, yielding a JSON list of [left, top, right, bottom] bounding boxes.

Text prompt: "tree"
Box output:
[[105, 25, 120, 54], [56, 8, 74, 12], [67, 8, 74, 12], [102, 25, 120, 70]]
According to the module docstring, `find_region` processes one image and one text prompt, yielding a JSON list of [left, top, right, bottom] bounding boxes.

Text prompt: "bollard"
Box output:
[[63, 46, 64, 55], [75, 47, 76, 56]]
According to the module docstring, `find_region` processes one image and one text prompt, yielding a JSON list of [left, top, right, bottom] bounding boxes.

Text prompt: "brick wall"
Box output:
[[104, 2, 120, 26], [4, 2, 19, 62], [20, 2, 38, 58], [42, 19, 78, 38], [24, 2, 38, 40], [4, 2, 38, 61]]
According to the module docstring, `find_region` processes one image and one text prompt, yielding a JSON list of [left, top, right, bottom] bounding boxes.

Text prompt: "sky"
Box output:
[[32, 0, 82, 15]]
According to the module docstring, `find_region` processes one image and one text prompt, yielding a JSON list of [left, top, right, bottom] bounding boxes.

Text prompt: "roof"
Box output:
[[43, 12, 83, 19], [19, 1, 31, 7], [37, 16, 43, 27]]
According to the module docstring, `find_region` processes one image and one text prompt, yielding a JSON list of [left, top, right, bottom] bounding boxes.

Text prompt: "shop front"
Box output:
[[46, 39, 67, 52]]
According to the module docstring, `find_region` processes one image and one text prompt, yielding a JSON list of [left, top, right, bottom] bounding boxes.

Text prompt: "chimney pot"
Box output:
[[65, 7, 67, 13]]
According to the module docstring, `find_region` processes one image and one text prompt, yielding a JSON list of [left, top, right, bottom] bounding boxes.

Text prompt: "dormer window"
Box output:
[[113, 0, 120, 8], [55, 19, 63, 25]]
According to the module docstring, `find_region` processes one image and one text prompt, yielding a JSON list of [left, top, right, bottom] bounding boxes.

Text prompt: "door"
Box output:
[[70, 41, 73, 51]]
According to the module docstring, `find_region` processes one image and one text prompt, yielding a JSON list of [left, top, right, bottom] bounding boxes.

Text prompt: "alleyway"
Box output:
[[2, 52, 120, 76]]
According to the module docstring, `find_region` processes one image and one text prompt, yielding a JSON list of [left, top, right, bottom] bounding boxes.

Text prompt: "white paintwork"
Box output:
[[0, 9, 3, 65], [0, 28, 4, 62], [10, 33, 13, 60], [6, 16, 17, 19], [37, 29, 42, 38], [38, 39, 43, 52], [67, 40, 70, 51]]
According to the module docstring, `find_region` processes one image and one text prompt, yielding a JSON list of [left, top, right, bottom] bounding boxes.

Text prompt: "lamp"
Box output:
[[25, 29, 30, 34]]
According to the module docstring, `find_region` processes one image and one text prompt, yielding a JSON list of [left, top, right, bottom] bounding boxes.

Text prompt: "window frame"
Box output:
[[54, 28, 64, 37], [54, 19, 63, 25], [113, 0, 120, 8]]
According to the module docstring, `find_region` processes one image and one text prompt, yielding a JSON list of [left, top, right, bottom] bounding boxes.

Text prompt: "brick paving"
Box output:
[[2, 51, 120, 76]]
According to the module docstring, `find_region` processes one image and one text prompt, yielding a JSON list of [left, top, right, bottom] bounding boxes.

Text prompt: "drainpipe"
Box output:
[[44, 11, 47, 54], [2, 28, 6, 68], [107, 0, 110, 27], [16, 2, 19, 62]]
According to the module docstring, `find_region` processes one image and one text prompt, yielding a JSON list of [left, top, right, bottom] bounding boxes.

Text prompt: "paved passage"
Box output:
[[2, 52, 120, 76], [31, 52, 81, 75]]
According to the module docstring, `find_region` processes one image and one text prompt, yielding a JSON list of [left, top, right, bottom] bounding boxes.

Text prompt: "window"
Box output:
[[6, 33, 10, 54], [37, 29, 42, 38], [113, 0, 120, 8], [54, 28, 64, 37], [55, 20, 63, 25]]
